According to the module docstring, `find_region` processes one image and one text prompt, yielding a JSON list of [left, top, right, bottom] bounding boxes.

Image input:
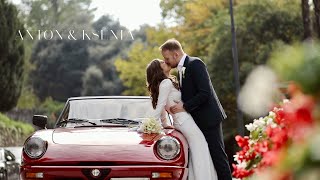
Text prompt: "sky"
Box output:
[[90, 0, 163, 30], [10, 0, 164, 31]]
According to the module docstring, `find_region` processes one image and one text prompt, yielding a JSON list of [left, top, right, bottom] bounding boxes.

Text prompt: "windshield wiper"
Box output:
[[56, 118, 97, 126], [100, 118, 139, 125]]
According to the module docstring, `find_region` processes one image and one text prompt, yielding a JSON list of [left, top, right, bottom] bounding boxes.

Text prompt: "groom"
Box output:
[[160, 39, 232, 180]]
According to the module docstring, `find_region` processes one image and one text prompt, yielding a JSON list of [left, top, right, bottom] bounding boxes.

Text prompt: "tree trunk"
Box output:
[[50, 0, 59, 26], [314, 0, 320, 38], [302, 0, 312, 40]]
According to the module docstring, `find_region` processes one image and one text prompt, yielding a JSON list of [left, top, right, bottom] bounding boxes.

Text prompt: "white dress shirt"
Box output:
[[177, 53, 187, 86]]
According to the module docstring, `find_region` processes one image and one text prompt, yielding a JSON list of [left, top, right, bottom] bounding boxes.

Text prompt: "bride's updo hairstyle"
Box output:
[[146, 59, 179, 109]]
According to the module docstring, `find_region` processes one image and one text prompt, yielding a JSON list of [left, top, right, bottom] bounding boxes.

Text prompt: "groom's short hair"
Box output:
[[160, 39, 183, 51]]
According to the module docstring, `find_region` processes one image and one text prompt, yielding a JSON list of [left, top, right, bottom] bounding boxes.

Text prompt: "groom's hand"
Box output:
[[170, 101, 186, 113]]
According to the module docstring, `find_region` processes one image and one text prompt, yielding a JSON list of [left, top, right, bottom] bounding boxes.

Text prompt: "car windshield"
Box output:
[[61, 98, 161, 127]]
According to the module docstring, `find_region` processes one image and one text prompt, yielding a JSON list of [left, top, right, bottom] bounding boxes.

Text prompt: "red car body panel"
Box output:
[[21, 127, 189, 180], [21, 165, 188, 180]]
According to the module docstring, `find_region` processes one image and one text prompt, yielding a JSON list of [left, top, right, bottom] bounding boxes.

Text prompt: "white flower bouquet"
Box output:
[[138, 117, 162, 134]]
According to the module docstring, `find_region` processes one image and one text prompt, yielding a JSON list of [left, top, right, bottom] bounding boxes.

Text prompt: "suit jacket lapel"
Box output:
[[183, 55, 189, 68], [180, 56, 189, 91]]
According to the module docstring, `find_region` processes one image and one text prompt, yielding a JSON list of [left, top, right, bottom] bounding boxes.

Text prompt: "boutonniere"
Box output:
[[182, 67, 186, 78]]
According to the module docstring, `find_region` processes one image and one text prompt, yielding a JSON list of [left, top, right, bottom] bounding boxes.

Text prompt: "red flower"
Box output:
[[266, 126, 288, 150], [235, 135, 250, 149], [232, 164, 254, 179], [283, 94, 315, 126], [236, 149, 256, 162], [232, 91, 316, 179], [260, 150, 281, 166], [236, 150, 247, 162], [281, 95, 315, 141], [274, 107, 285, 125], [253, 140, 269, 154], [295, 106, 313, 125]]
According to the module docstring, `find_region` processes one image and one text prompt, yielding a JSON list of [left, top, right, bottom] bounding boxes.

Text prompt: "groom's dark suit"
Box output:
[[179, 55, 232, 180]]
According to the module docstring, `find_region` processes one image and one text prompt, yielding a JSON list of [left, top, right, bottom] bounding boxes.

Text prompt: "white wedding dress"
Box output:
[[153, 79, 218, 180]]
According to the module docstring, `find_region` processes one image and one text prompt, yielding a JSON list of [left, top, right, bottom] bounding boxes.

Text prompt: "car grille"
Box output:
[[52, 168, 111, 180], [82, 168, 111, 180]]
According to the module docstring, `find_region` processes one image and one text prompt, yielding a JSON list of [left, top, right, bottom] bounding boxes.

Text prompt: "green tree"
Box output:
[[207, 0, 303, 130], [21, 0, 94, 30], [81, 15, 133, 96], [81, 65, 117, 96], [31, 39, 90, 101], [0, 0, 25, 111], [25, 0, 95, 101], [157, 0, 304, 167], [115, 42, 159, 96], [160, 0, 231, 57], [15, 0, 95, 107], [115, 26, 175, 95], [35, 97, 64, 128], [315, 0, 320, 38]]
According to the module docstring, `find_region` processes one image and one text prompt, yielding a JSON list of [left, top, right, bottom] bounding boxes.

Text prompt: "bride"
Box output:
[[146, 59, 218, 180]]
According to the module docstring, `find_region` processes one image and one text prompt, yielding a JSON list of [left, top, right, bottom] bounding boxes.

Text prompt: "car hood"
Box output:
[[23, 127, 188, 167], [52, 127, 159, 145]]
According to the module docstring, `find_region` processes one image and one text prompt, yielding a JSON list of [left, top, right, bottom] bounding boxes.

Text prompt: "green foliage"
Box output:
[[18, 0, 95, 101], [115, 42, 159, 96], [82, 65, 119, 96], [115, 26, 176, 96], [31, 39, 90, 101], [0, 0, 25, 111], [81, 15, 135, 96], [207, 0, 303, 129], [160, 0, 227, 57], [38, 97, 64, 116], [19, 0, 98, 102], [0, 113, 34, 146], [27, 12, 135, 99], [269, 43, 320, 95], [36, 97, 64, 128], [21, 0, 94, 29], [17, 86, 40, 109], [82, 66, 104, 96]]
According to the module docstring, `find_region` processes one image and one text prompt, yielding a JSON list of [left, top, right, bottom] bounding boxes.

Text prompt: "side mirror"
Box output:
[[33, 115, 48, 129], [6, 155, 13, 161]]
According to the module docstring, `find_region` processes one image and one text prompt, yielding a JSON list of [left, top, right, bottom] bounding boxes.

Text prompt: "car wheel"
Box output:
[[0, 171, 7, 180]]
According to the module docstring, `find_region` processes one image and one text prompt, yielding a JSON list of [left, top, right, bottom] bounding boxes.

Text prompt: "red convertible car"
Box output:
[[20, 96, 189, 180]]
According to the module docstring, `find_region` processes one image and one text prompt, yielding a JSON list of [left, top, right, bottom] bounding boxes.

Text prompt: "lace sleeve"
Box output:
[[153, 79, 172, 125]]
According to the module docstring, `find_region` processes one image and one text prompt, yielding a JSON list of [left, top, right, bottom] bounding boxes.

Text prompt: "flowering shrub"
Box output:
[[233, 94, 316, 179], [233, 43, 320, 180], [232, 107, 280, 179]]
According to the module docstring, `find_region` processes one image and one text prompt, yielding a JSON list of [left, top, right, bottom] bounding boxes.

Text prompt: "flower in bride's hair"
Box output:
[[138, 117, 162, 134]]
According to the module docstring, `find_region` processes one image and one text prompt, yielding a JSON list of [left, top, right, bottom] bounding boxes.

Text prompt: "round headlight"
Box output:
[[156, 136, 180, 160], [24, 137, 47, 159]]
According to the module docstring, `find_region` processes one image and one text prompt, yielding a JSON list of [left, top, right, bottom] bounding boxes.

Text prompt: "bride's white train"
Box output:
[[153, 79, 218, 180]]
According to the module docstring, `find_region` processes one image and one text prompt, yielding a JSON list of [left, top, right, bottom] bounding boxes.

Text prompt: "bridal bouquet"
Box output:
[[138, 117, 162, 134]]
